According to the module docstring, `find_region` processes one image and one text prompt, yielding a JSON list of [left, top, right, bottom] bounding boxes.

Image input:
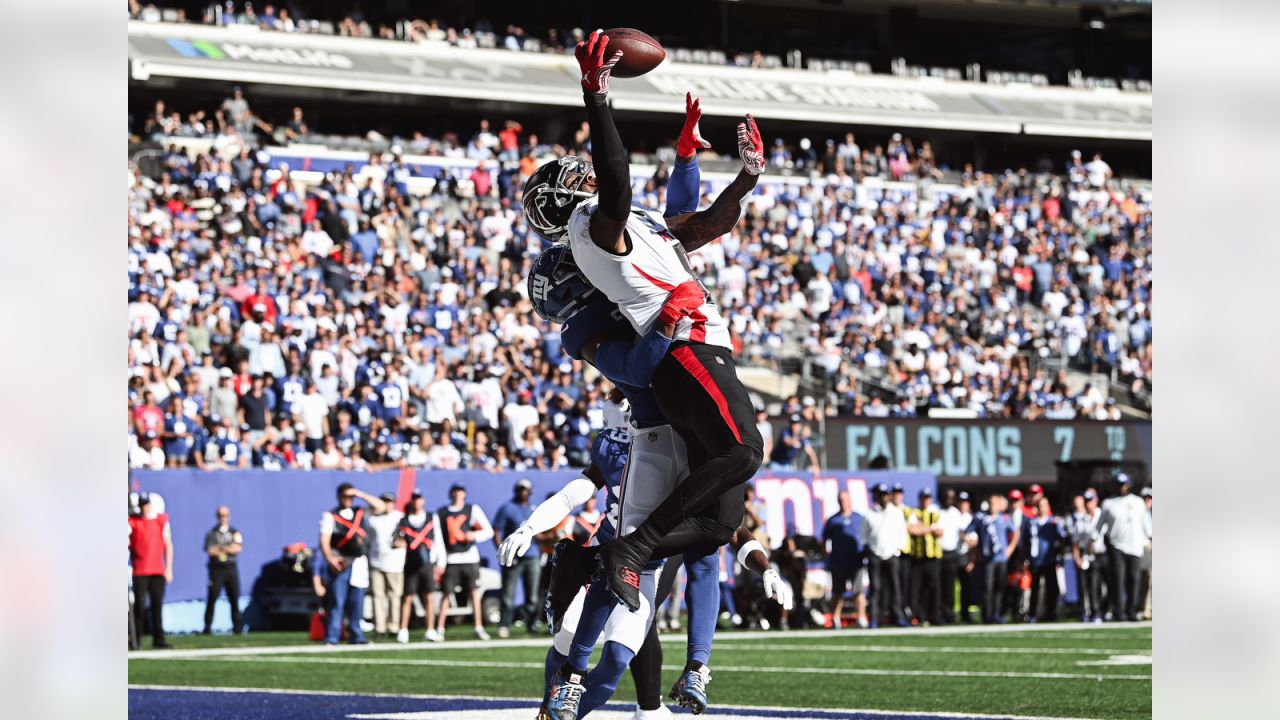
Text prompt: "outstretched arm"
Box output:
[[664, 92, 709, 218], [498, 464, 605, 566], [667, 115, 764, 252], [577, 30, 630, 253]]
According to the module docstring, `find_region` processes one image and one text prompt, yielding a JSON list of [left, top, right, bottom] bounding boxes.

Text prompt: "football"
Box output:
[[599, 27, 665, 78]]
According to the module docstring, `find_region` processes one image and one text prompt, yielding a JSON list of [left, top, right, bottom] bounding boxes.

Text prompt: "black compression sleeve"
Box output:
[[583, 92, 631, 221]]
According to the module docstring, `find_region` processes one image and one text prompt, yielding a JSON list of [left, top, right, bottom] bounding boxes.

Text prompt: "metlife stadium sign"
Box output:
[[165, 37, 354, 69], [129, 21, 1151, 140]]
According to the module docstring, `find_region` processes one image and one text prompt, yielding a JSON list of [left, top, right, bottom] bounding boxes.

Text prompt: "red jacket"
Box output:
[[129, 513, 169, 577]]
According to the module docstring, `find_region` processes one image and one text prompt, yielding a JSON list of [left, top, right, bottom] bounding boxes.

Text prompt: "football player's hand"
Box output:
[[499, 526, 534, 566], [677, 92, 711, 159], [658, 280, 706, 325], [762, 568, 794, 610], [737, 114, 765, 176], [576, 29, 623, 95]]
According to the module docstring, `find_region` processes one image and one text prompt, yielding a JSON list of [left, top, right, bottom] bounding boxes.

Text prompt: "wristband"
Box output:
[[737, 539, 766, 568]]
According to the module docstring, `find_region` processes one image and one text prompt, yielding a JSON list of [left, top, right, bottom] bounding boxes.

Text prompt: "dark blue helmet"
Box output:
[[528, 245, 596, 324], [522, 155, 594, 241]]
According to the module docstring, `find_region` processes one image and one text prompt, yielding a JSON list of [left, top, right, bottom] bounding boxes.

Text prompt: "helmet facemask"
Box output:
[[523, 155, 596, 241]]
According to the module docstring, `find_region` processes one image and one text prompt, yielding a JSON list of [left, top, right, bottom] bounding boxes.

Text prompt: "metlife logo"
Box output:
[[165, 38, 354, 69]]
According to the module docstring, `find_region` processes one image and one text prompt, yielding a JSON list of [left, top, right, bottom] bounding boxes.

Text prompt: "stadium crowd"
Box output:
[[128, 87, 1151, 471]]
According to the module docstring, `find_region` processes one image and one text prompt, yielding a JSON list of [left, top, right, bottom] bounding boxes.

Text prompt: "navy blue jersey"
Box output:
[[823, 512, 864, 570], [589, 426, 631, 545], [560, 295, 665, 429]]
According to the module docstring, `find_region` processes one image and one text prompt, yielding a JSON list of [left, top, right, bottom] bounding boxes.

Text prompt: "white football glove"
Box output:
[[762, 568, 794, 610], [499, 526, 534, 566]]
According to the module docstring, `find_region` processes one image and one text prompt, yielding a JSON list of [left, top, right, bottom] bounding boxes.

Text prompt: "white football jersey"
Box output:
[[568, 198, 732, 350]]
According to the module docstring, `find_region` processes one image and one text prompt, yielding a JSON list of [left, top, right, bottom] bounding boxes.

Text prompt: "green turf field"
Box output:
[[128, 623, 1151, 720]]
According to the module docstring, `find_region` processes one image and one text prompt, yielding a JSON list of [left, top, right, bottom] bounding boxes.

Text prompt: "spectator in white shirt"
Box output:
[[130, 432, 166, 470], [860, 484, 908, 627], [365, 491, 407, 638], [292, 382, 330, 453], [424, 364, 464, 429], [1099, 474, 1151, 621], [937, 488, 972, 624], [1068, 490, 1107, 622]]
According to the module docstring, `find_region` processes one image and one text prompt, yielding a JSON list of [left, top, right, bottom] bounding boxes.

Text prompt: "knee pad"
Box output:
[[727, 444, 763, 479]]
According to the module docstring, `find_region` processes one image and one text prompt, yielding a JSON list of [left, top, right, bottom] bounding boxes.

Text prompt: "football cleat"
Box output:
[[546, 539, 597, 632], [546, 668, 586, 720], [599, 536, 646, 612], [668, 665, 711, 714]]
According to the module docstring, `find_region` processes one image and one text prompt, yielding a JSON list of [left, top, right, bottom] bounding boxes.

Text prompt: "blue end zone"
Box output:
[[127, 687, 1058, 720]]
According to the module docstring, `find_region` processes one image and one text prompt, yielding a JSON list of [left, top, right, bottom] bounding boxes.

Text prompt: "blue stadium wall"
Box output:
[[131, 469, 934, 631]]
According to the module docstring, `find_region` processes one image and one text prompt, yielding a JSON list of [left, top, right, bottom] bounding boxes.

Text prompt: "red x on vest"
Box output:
[[333, 508, 366, 548], [402, 520, 435, 551]]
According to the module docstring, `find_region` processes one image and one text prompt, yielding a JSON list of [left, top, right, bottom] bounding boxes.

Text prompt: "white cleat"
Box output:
[[396, 628, 409, 644], [475, 627, 491, 640], [424, 629, 442, 642]]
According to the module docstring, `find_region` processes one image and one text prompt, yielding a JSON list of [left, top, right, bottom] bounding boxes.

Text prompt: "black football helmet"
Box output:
[[522, 155, 595, 241]]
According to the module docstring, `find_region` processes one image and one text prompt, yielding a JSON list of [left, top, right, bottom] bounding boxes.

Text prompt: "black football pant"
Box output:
[[911, 558, 942, 625], [980, 561, 1007, 623], [1109, 549, 1143, 621], [868, 555, 905, 625], [133, 575, 167, 646], [1077, 560, 1102, 619], [1027, 564, 1059, 621], [940, 552, 963, 623], [205, 565, 243, 633], [632, 343, 763, 560]]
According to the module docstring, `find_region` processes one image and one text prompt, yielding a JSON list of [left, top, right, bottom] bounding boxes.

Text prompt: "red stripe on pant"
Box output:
[[671, 346, 743, 444]]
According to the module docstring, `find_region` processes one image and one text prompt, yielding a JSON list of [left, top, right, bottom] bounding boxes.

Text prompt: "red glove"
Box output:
[[658, 280, 706, 325], [677, 92, 711, 159], [575, 29, 624, 95], [737, 114, 765, 176]]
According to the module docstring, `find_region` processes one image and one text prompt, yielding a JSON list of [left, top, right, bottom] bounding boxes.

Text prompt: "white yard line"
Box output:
[[707, 643, 1148, 656], [127, 684, 1108, 720], [155, 653, 1152, 681], [129, 621, 1151, 660]]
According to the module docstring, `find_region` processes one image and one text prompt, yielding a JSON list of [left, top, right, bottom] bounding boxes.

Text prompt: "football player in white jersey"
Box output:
[[520, 29, 768, 613]]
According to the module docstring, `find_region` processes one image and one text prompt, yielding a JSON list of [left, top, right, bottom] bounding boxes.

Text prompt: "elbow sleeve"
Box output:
[[584, 93, 631, 220]]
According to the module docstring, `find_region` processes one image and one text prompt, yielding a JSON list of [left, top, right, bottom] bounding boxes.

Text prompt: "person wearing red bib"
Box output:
[[128, 493, 174, 649]]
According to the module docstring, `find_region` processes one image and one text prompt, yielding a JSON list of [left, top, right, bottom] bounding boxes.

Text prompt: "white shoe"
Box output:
[[857, 616, 870, 629], [668, 618, 681, 631], [497, 626, 510, 639], [730, 613, 742, 626], [475, 627, 491, 640], [396, 628, 409, 644], [424, 629, 442, 642], [631, 704, 673, 719]]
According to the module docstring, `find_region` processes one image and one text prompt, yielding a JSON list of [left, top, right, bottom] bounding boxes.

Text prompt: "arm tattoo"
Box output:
[[668, 168, 758, 252]]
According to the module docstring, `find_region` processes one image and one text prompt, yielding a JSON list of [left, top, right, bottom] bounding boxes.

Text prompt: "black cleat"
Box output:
[[599, 535, 647, 612], [546, 539, 597, 632]]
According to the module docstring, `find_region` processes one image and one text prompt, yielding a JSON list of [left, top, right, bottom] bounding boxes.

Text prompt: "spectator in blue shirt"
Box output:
[[822, 491, 867, 628], [491, 478, 539, 638], [965, 492, 1018, 623], [1020, 497, 1064, 623], [770, 415, 820, 472]]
